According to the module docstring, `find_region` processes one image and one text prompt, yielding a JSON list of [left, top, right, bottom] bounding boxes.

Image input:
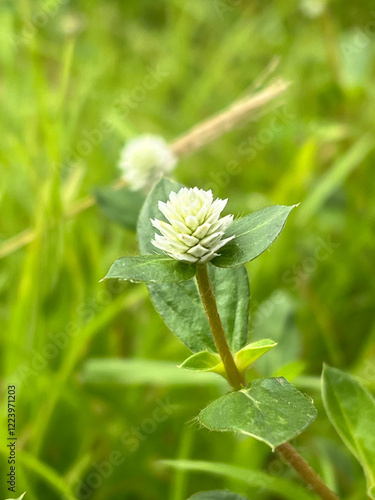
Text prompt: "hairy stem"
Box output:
[[195, 264, 246, 390], [276, 442, 340, 500]]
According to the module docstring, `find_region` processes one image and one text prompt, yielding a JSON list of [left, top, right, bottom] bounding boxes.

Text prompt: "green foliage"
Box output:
[[1, 1, 375, 499], [95, 185, 145, 231], [108, 176, 293, 356], [212, 205, 296, 268], [199, 377, 317, 448], [188, 491, 249, 500], [135, 179, 251, 351], [179, 351, 223, 373], [103, 254, 196, 283], [147, 264, 249, 352], [234, 339, 278, 377], [179, 340, 278, 380], [161, 460, 317, 500], [322, 365, 375, 499]]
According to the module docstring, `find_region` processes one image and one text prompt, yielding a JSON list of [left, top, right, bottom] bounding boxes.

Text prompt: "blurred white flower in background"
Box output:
[[60, 12, 87, 36], [151, 187, 234, 263], [119, 134, 177, 190], [299, 0, 326, 18]]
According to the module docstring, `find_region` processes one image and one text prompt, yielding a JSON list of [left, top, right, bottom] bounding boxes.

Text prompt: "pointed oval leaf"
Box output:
[[6, 494, 26, 500], [103, 255, 196, 283], [95, 185, 145, 231], [188, 491, 249, 500], [179, 351, 224, 376], [212, 205, 296, 268], [148, 264, 249, 352], [322, 365, 375, 499], [199, 377, 317, 449], [137, 178, 249, 352], [235, 339, 278, 375], [148, 278, 216, 352]]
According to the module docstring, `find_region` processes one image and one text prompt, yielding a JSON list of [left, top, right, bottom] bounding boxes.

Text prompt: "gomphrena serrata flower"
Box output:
[[119, 134, 177, 190], [151, 187, 234, 263]]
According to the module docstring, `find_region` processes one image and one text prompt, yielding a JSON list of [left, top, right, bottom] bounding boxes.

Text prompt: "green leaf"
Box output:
[[179, 351, 225, 376], [148, 264, 249, 352], [199, 377, 317, 449], [137, 178, 250, 353], [188, 491, 249, 500], [103, 255, 196, 283], [322, 365, 375, 499], [235, 339, 277, 376], [212, 205, 296, 268], [179, 340, 278, 380], [148, 278, 215, 352], [5, 494, 26, 500], [95, 185, 145, 232]]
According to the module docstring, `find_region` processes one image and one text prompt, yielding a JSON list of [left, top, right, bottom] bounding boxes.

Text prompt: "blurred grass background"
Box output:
[[1, 1, 375, 499]]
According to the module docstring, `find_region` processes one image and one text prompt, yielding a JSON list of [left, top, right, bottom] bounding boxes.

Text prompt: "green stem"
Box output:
[[195, 264, 246, 391], [196, 266, 338, 500], [276, 442, 340, 500]]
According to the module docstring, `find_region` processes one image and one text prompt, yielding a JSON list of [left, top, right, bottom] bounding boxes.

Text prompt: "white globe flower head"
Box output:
[[119, 134, 177, 191], [151, 187, 235, 264]]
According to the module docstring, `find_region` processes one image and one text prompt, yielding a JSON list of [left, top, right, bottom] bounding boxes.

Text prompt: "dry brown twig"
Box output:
[[0, 78, 290, 259]]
